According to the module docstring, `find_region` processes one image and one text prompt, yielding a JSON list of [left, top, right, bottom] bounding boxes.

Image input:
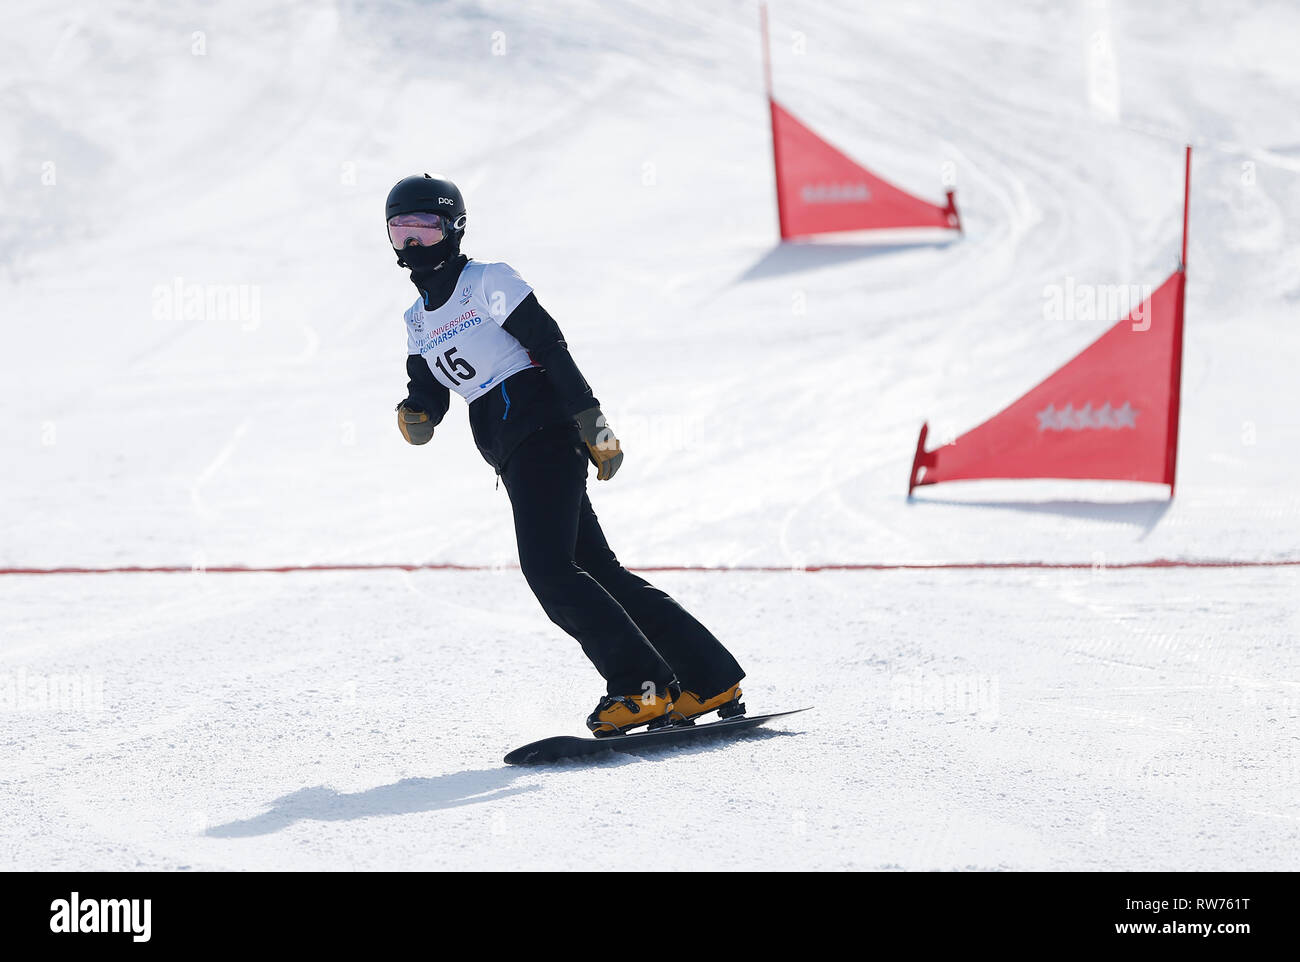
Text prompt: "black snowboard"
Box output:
[[503, 708, 811, 765]]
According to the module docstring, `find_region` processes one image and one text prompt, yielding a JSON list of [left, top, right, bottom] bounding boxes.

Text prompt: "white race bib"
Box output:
[[405, 261, 538, 402]]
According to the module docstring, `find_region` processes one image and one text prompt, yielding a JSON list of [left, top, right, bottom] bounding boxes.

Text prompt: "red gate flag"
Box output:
[[760, 4, 960, 240], [909, 146, 1192, 497], [769, 100, 961, 238]]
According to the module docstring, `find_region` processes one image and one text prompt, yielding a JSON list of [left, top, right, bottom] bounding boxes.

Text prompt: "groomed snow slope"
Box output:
[[1, 0, 1297, 870]]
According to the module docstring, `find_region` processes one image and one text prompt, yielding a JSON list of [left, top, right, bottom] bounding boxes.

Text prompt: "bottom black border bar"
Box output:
[[2, 870, 1287, 949]]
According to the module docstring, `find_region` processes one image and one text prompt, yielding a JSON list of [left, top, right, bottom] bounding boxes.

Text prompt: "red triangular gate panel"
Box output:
[[770, 97, 959, 239], [909, 269, 1186, 493]]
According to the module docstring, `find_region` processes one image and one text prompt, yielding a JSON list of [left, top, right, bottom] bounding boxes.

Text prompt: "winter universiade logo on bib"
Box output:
[[50, 893, 151, 942], [1036, 402, 1138, 431], [459, 284, 473, 305]]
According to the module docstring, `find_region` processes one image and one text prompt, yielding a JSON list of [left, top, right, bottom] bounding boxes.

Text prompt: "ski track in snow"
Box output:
[[1, 0, 1298, 870]]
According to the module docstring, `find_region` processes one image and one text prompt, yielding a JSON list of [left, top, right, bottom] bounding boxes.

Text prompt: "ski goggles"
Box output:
[[387, 211, 463, 249]]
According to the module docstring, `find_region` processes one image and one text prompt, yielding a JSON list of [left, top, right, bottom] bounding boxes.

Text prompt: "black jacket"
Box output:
[[403, 262, 598, 472]]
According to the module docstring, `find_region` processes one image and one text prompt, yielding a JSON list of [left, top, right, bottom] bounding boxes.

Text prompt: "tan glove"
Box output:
[[575, 406, 623, 480], [396, 400, 434, 445]]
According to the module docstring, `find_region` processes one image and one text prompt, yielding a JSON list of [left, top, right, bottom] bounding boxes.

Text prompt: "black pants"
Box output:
[[501, 425, 745, 697]]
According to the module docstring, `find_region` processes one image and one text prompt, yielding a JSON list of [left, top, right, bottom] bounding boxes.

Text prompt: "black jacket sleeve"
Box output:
[[502, 293, 598, 417], [405, 354, 451, 426]]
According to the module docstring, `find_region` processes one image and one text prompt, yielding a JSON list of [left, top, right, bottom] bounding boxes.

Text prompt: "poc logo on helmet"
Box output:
[[438, 197, 454, 206]]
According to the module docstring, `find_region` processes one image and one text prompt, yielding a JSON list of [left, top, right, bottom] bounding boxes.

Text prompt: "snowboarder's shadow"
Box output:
[[205, 730, 800, 838], [204, 769, 537, 838]]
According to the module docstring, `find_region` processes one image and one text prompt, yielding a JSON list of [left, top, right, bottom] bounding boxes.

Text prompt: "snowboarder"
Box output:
[[386, 173, 746, 735]]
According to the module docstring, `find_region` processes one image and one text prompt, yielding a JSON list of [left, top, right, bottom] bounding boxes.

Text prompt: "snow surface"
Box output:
[[2, 0, 1298, 870]]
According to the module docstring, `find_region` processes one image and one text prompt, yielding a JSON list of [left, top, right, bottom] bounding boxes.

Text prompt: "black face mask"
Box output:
[[396, 234, 466, 311], [394, 232, 460, 274]]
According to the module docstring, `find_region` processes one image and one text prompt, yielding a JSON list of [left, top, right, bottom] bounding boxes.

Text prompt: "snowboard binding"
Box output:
[[717, 698, 747, 720]]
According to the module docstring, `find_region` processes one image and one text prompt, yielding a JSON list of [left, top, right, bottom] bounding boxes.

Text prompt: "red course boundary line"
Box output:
[[1, 560, 1298, 576]]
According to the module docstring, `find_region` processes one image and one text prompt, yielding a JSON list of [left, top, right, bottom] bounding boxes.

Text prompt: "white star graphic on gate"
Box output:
[[1036, 402, 1139, 431]]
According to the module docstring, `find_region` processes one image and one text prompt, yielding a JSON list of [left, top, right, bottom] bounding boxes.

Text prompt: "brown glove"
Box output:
[[575, 406, 623, 480], [396, 400, 434, 445]]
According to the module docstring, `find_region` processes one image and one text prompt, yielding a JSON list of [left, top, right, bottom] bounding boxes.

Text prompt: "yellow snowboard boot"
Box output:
[[669, 684, 744, 724], [586, 686, 677, 737]]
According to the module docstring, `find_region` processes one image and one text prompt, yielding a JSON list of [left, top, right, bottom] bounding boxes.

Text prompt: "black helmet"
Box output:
[[385, 173, 466, 231], [385, 173, 467, 274]]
